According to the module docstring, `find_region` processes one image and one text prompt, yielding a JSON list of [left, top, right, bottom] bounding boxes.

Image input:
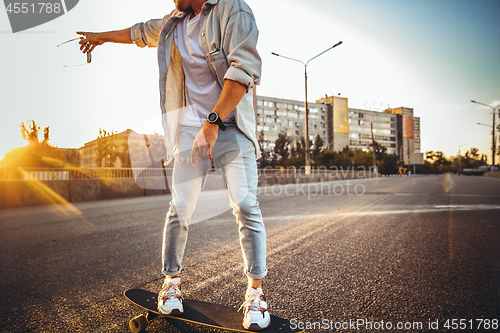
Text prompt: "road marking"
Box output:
[[189, 195, 392, 293], [338, 204, 500, 216], [189, 201, 499, 293]]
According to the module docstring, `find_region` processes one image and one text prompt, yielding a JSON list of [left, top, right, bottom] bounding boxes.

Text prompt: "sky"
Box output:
[[1, 0, 499, 163]]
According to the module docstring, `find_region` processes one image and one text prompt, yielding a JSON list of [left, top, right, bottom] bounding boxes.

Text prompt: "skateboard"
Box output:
[[125, 288, 305, 333]]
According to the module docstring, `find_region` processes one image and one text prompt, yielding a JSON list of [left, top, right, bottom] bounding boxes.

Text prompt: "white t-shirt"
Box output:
[[175, 14, 231, 127]]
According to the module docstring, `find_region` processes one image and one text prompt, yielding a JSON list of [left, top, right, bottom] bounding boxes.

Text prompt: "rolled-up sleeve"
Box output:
[[131, 15, 169, 48], [222, 9, 262, 91]]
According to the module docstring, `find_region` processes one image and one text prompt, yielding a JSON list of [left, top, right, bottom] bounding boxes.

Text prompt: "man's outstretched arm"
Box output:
[[76, 28, 133, 53]]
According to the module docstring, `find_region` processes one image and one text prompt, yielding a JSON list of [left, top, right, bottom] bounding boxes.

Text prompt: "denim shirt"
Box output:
[[130, 0, 262, 159]]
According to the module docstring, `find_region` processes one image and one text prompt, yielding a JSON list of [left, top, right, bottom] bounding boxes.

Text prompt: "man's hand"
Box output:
[[76, 28, 133, 53], [190, 122, 219, 165], [76, 31, 105, 53]]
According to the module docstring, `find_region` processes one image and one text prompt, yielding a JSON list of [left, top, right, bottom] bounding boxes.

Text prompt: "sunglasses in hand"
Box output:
[[57, 37, 92, 67]]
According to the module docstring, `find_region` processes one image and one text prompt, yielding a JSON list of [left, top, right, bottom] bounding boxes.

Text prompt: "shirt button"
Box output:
[[201, 32, 206, 37]]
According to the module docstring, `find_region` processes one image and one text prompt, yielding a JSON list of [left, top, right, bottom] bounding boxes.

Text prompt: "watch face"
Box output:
[[208, 112, 218, 122]]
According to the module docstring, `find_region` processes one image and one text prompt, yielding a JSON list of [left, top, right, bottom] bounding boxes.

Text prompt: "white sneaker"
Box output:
[[158, 277, 183, 315], [240, 287, 271, 331]]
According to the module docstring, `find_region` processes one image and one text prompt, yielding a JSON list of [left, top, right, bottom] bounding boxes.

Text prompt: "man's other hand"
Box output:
[[191, 123, 219, 165]]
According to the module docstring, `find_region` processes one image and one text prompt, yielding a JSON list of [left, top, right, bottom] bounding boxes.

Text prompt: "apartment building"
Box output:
[[348, 108, 397, 155], [256, 95, 422, 164], [256, 96, 328, 151]]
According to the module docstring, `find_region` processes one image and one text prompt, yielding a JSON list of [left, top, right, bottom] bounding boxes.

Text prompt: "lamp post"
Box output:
[[471, 100, 500, 166], [458, 143, 467, 175], [272, 41, 343, 174]]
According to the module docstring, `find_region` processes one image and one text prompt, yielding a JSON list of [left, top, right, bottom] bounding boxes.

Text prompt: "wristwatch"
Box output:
[[207, 111, 226, 131]]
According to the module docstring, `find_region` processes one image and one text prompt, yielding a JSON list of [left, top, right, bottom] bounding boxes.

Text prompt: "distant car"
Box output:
[[462, 165, 493, 176]]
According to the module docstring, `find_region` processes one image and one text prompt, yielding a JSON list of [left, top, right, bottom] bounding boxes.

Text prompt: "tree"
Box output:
[[273, 133, 290, 163], [20, 120, 51, 146], [419, 150, 465, 174], [378, 153, 399, 174], [314, 149, 337, 167], [369, 140, 387, 161], [95, 128, 128, 168], [294, 137, 305, 156], [462, 147, 487, 169], [43, 126, 50, 145], [468, 147, 480, 160], [257, 129, 271, 168], [0, 120, 63, 168], [311, 134, 325, 160]]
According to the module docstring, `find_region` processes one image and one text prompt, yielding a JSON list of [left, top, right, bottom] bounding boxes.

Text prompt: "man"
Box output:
[[77, 0, 269, 330]]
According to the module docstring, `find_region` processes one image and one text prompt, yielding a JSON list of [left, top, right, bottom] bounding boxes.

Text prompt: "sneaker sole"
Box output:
[[246, 323, 270, 331], [168, 308, 183, 316], [158, 308, 183, 316]]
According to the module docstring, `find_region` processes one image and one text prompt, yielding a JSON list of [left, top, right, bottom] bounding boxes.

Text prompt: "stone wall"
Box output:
[[0, 168, 376, 209], [0, 178, 169, 209]]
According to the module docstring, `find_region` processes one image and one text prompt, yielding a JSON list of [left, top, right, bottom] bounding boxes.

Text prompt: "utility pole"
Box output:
[[471, 100, 499, 167], [272, 41, 343, 174], [458, 143, 467, 175], [370, 122, 377, 174]]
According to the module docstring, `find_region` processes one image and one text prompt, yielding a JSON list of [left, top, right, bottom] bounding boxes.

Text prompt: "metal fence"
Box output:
[[0, 166, 382, 182], [0, 168, 171, 181]]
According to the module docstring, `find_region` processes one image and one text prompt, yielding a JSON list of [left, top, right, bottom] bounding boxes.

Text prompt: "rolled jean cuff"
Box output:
[[163, 268, 183, 277], [245, 268, 267, 280]]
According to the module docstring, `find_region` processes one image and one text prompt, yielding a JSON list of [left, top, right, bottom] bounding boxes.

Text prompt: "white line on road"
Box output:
[[189, 195, 392, 293], [338, 204, 500, 216]]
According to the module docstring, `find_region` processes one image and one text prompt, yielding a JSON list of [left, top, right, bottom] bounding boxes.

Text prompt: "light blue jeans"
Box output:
[[162, 124, 267, 280]]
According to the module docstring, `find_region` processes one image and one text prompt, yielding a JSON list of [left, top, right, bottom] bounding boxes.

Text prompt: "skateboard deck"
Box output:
[[125, 288, 304, 333]]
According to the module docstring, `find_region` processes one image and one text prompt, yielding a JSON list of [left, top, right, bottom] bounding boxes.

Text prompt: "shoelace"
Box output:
[[160, 283, 182, 300], [238, 292, 262, 312]]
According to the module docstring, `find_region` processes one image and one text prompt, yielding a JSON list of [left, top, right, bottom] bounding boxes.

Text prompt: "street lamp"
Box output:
[[471, 100, 500, 166], [272, 41, 343, 174], [458, 143, 467, 175]]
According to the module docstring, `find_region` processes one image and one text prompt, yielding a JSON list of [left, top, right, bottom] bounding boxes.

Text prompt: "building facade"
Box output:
[[80, 129, 134, 168], [256, 96, 329, 152], [256, 95, 422, 164], [347, 108, 397, 155], [383, 107, 423, 164]]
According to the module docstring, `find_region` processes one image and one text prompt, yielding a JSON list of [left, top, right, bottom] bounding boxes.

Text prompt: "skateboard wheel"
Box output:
[[129, 314, 148, 333]]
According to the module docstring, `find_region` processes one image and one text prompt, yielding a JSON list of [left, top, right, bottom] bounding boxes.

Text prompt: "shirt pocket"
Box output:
[[206, 49, 228, 88]]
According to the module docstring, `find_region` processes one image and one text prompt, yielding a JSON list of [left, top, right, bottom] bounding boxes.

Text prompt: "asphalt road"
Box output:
[[1, 175, 499, 332]]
